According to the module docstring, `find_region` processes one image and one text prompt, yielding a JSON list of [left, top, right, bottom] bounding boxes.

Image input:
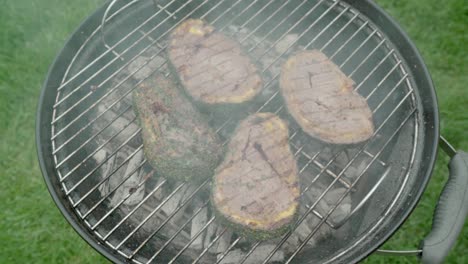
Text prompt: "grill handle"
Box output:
[[420, 137, 468, 264]]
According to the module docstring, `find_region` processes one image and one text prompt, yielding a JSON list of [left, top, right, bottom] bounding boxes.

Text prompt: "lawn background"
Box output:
[[0, 0, 466, 263]]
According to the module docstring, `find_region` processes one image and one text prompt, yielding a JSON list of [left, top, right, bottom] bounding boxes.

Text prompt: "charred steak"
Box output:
[[211, 113, 300, 239], [132, 74, 223, 182], [168, 19, 263, 106], [280, 50, 374, 144]]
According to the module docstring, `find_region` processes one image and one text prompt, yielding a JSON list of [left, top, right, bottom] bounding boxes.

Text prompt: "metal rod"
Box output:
[[83, 160, 149, 219], [53, 104, 132, 154], [94, 178, 166, 238], [192, 227, 229, 264], [363, 63, 402, 99], [87, 168, 159, 227], [318, 12, 359, 51], [238, 241, 261, 264], [245, 0, 309, 50], [364, 150, 387, 167], [146, 201, 211, 263], [354, 51, 397, 91], [56, 112, 136, 170], [168, 217, 216, 264], [298, 151, 321, 174], [113, 182, 187, 248], [233, 0, 280, 31], [239, 0, 296, 44], [59, 124, 139, 186], [371, 74, 410, 113], [202, 0, 235, 20], [260, 1, 339, 73], [52, 69, 140, 141], [204, 0, 246, 23], [257, 0, 333, 60], [210, 0, 260, 27], [215, 237, 242, 264], [330, 21, 369, 59], [60, 124, 140, 185], [69, 145, 143, 203], [90, 171, 165, 229], [274, 105, 284, 114], [348, 38, 385, 77], [333, 165, 392, 228], [290, 142, 353, 189], [129, 179, 211, 257], [440, 136, 457, 157], [375, 249, 422, 256], [302, 5, 351, 50], [338, 29, 377, 67], [289, 141, 340, 228], [101, 0, 139, 54]]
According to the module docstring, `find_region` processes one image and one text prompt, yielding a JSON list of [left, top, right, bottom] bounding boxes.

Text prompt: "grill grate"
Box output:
[[50, 0, 419, 263]]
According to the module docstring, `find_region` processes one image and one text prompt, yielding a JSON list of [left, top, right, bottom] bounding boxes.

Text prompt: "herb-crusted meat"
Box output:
[[132, 74, 223, 182], [168, 19, 263, 106], [211, 113, 300, 240], [280, 50, 374, 144]]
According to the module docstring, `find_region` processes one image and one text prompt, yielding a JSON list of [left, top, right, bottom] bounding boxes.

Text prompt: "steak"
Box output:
[[132, 74, 223, 182], [280, 50, 374, 144], [168, 19, 263, 106], [211, 113, 300, 240]]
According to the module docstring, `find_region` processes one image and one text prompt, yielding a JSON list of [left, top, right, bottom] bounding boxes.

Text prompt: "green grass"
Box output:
[[0, 0, 466, 263], [0, 1, 108, 263]]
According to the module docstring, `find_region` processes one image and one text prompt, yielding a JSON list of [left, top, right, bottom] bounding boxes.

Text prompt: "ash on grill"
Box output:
[[89, 23, 359, 263]]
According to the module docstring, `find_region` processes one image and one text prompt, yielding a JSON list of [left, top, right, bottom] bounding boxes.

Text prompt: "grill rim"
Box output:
[[36, 4, 128, 264], [327, 0, 439, 262], [35, 0, 440, 263]]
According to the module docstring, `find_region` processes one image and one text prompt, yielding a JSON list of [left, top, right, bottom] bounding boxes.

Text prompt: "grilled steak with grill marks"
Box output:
[[168, 19, 263, 106], [211, 113, 300, 240], [280, 50, 374, 144], [132, 74, 223, 182]]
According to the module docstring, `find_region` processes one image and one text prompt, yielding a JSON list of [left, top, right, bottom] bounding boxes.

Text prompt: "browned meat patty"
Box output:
[[280, 50, 374, 144], [168, 19, 263, 105], [132, 74, 223, 182], [211, 113, 300, 239]]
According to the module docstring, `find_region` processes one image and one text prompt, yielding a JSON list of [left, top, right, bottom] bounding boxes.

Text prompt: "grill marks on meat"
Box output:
[[280, 50, 375, 144], [168, 19, 263, 105], [212, 113, 300, 239], [132, 75, 223, 182]]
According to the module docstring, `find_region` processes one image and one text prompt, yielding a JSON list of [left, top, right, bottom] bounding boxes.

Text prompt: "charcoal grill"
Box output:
[[36, 0, 468, 263]]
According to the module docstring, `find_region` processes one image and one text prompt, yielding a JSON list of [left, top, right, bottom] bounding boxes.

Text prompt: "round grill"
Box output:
[[45, 0, 424, 263]]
